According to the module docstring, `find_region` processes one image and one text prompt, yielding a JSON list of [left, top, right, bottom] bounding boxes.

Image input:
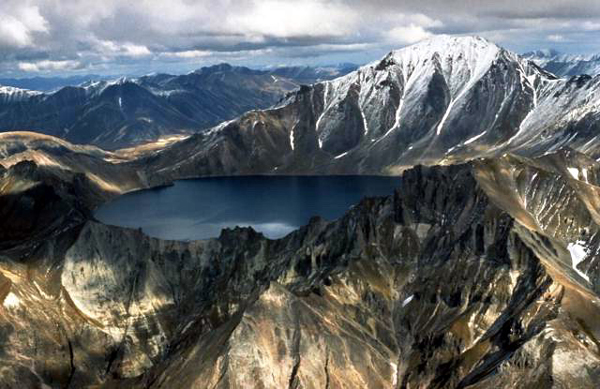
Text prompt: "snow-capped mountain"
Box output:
[[0, 64, 352, 150], [145, 35, 600, 178], [0, 86, 43, 103], [523, 49, 600, 77]]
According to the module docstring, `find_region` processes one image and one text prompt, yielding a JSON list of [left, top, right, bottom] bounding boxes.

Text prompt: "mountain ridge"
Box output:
[[0, 63, 356, 150], [140, 36, 598, 180]]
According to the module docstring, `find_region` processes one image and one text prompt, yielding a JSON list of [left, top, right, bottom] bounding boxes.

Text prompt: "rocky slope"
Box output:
[[0, 132, 151, 204], [0, 64, 354, 150], [1, 152, 599, 388], [136, 36, 600, 182]]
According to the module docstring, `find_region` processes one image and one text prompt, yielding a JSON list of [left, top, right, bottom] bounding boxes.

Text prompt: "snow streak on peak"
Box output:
[[299, 35, 560, 158], [391, 36, 503, 95]]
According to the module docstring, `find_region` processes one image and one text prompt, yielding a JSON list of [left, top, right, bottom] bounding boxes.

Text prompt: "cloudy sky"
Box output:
[[1, 0, 600, 77]]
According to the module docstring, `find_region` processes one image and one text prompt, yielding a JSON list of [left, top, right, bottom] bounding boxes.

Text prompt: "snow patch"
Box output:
[[436, 98, 458, 135], [402, 294, 414, 307], [0, 86, 41, 96], [3, 292, 19, 309], [567, 167, 589, 183], [0, 86, 42, 102], [289, 127, 295, 151], [391, 362, 398, 387], [567, 167, 579, 179], [463, 131, 487, 145], [567, 241, 590, 282], [359, 104, 369, 136], [315, 82, 330, 149], [152, 89, 186, 97], [378, 67, 407, 142], [334, 151, 349, 159], [205, 118, 237, 136], [525, 73, 538, 107]]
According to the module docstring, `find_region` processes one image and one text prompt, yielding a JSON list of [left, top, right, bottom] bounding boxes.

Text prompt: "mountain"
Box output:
[[268, 63, 358, 84], [140, 36, 600, 180], [1, 135, 599, 387], [2, 36, 600, 388], [523, 49, 600, 77], [0, 75, 109, 92], [0, 64, 351, 150]]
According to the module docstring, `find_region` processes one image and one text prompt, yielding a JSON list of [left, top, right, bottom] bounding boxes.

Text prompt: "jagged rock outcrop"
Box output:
[[1, 155, 599, 388]]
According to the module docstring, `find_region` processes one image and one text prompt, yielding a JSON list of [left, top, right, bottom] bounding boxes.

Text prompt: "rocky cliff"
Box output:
[[1, 153, 599, 388]]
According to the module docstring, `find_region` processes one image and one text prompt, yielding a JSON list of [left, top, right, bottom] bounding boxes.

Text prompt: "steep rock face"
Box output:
[[1, 158, 599, 388], [141, 36, 600, 180]]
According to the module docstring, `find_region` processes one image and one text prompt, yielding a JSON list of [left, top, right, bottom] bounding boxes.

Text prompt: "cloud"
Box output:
[[1, 0, 600, 76], [94, 40, 152, 57], [227, 1, 359, 39], [0, 4, 48, 48], [18, 59, 82, 72], [161, 50, 213, 59], [387, 25, 435, 45], [548, 34, 566, 42]]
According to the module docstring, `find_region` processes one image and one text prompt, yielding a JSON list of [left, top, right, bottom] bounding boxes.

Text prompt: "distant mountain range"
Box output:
[[0, 63, 357, 149], [267, 63, 359, 83], [523, 49, 600, 77], [0, 74, 111, 92]]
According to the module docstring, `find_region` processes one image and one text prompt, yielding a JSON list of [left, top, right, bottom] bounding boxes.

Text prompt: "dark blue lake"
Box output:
[[95, 175, 400, 240]]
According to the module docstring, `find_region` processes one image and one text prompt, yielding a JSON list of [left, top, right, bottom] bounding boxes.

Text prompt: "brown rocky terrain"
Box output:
[[0, 139, 599, 387]]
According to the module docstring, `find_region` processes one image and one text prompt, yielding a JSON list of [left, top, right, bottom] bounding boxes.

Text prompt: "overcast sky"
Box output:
[[1, 0, 600, 77]]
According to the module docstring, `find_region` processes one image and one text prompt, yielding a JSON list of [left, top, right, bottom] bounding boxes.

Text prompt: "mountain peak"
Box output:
[[393, 35, 499, 56], [388, 35, 504, 70], [380, 35, 507, 91], [193, 63, 236, 74]]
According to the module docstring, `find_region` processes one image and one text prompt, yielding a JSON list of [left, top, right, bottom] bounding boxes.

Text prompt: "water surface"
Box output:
[[95, 175, 400, 240]]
